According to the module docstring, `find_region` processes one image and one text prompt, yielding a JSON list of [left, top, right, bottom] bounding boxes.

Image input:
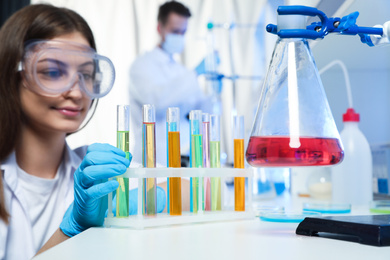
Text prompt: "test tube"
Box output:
[[189, 115, 192, 211], [167, 107, 182, 215], [210, 115, 221, 211], [142, 104, 157, 215], [190, 110, 203, 213], [233, 115, 245, 211], [203, 113, 210, 168], [202, 113, 211, 211], [116, 105, 130, 217]]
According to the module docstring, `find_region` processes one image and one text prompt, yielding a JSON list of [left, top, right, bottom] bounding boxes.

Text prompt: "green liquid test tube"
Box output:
[[116, 105, 130, 217], [210, 115, 221, 211], [190, 110, 203, 213]]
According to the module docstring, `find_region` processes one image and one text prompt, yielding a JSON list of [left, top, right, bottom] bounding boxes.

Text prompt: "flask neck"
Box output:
[[277, 14, 306, 32], [279, 37, 307, 43]]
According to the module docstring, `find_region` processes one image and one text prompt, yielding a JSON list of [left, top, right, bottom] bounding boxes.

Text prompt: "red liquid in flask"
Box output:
[[246, 136, 344, 167]]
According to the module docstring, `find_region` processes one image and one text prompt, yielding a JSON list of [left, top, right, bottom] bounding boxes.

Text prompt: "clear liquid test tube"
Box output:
[[167, 107, 182, 215], [116, 105, 130, 217], [142, 104, 157, 215], [202, 113, 211, 211], [190, 110, 203, 213], [210, 114, 221, 211], [233, 115, 245, 211], [203, 113, 210, 168]]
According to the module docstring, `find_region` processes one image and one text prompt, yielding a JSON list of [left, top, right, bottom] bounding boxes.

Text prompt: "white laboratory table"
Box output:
[[34, 197, 390, 260]]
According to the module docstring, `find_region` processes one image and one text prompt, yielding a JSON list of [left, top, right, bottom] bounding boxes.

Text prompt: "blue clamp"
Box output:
[[266, 5, 330, 39], [338, 11, 359, 31], [266, 5, 383, 46]]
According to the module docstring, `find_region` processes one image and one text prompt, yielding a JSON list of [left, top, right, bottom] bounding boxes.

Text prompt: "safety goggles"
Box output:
[[19, 40, 115, 98]]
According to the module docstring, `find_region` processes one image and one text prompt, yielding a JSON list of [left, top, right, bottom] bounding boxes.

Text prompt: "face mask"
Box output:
[[162, 33, 185, 55]]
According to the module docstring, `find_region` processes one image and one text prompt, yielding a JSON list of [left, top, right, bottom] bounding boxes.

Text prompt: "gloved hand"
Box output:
[[195, 51, 220, 75], [209, 73, 224, 94], [112, 186, 166, 215], [60, 143, 130, 237]]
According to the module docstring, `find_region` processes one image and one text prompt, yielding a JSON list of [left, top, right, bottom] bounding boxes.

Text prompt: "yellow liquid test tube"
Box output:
[[142, 104, 157, 216], [116, 105, 130, 217], [210, 115, 221, 211], [167, 107, 182, 215], [234, 116, 245, 211]]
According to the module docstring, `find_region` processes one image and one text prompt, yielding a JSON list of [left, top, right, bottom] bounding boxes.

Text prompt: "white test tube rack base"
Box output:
[[104, 167, 254, 229]]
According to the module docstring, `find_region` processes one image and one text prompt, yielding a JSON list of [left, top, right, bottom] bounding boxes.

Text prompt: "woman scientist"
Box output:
[[0, 4, 162, 259]]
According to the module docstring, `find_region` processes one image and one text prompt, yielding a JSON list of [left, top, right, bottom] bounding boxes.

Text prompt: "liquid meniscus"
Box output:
[[246, 136, 344, 167]]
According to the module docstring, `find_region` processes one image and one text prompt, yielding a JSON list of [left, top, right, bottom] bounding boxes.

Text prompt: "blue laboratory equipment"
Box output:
[[265, 6, 383, 42], [260, 211, 321, 223], [303, 203, 351, 214]]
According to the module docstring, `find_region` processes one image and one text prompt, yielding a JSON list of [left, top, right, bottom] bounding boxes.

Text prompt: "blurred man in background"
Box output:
[[129, 1, 213, 165]]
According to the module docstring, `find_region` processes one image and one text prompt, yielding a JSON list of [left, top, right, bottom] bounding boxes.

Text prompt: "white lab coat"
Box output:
[[129, 47, 209, 166], [0, 144, 86, 260]]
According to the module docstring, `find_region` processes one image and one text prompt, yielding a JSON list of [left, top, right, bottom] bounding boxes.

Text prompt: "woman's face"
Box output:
[[20, 32, 93, 134]]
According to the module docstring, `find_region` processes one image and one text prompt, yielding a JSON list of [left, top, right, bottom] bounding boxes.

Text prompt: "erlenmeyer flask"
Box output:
[[246, 21, 343, 167]]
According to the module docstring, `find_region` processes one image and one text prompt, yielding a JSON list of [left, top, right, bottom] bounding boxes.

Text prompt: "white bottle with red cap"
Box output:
[[331, 108, 373, 205]]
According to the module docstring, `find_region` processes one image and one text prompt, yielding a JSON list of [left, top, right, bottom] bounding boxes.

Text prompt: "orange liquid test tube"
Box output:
[[167, 107, 182, 215], [234, 116, 245, 211]]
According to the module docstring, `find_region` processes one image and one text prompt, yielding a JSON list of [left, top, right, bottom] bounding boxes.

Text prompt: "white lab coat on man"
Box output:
[[129, 47, 209, 166], [0, 145, 86, 260]]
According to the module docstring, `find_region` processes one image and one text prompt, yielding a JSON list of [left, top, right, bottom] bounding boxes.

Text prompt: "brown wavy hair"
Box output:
[[0, 4, 96, 224]]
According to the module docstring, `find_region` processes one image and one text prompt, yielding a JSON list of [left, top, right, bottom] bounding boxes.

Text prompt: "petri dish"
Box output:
[[252, 204, 284, 217], [370, 200, 390, 214], [303, 202, 351, 214], [259, 211, 321, 223]]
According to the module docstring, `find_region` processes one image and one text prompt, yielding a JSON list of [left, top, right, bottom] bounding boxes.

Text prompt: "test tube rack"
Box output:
[[104, 167, 254, 229]]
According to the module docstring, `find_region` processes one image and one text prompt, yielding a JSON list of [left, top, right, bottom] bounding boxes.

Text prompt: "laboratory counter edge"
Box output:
[[34, 214, 390, 260]]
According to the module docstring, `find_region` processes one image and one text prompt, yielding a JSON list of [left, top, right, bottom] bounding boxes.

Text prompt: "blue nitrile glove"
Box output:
[[60, 143, 131, 237], [112, 187, 166, 215], [208, 73, 224, 94], [195, 51, 220, 75]]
